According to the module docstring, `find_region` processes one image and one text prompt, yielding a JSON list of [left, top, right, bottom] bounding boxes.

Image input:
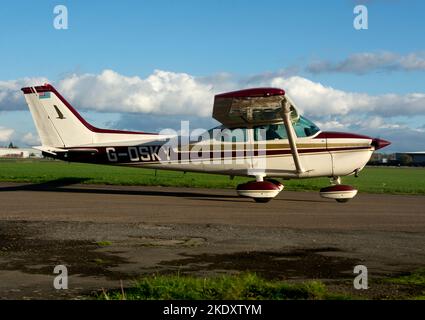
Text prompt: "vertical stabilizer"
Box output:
[[22, 85, 94, 147]]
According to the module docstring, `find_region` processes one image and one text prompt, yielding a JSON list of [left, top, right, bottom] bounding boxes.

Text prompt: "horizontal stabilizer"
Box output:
[[33, 146, 68, 155]]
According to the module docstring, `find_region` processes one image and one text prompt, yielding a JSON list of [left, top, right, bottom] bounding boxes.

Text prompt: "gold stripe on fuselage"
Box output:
[[179, 142, 370, 152]]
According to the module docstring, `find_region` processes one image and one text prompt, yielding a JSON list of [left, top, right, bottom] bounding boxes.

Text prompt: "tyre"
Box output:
[[254, 198, 272, 203], [336, 198, 350, 203]]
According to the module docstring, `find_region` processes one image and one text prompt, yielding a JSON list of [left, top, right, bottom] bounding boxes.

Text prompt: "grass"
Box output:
[[386, 269, 425, 286], [97, 273, 351, 300], [93, 258, 107, 265], [0, 158, 425, 194], [384, 269, 425, 300], [96, 241, 112, 247], [97, 270, 425, 300]]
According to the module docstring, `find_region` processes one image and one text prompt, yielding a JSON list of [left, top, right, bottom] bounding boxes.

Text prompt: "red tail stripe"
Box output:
[[21, 84, 157, 135]]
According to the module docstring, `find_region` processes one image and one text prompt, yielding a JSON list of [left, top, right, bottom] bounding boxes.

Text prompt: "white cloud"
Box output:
[[399, 53, 425, 71], [56, 70, 425, 120], [1, 69, 425, 151], [21, 132, 41, 146], [314, 120, 345, 130], [253, 75, 425, 118], [1, 69, 425, 120], [307, 52, 425, 74], [57, 69, 214, 117], [0, 77, 49, 111], [0, 126, 14, 143]]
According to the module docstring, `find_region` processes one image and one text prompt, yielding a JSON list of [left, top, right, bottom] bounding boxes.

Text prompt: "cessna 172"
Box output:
[[21, 84, 390, 203]]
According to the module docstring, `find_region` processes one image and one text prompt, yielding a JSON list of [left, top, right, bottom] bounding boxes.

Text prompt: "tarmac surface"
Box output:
[[0, 181, 424, 299]]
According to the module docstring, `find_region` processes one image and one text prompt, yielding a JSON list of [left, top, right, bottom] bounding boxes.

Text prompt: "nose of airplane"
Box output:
[[372, 138, 391, 150]]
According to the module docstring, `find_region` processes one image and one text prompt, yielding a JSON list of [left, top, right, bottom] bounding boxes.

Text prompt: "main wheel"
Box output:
[[237, 181, 281, 203], [336, 198, 350, 203], [319, 185, 358, 202], [254, 198, 273, 203]]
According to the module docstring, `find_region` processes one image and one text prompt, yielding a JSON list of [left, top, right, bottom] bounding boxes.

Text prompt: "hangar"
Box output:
[[395, 152, 425, 166]]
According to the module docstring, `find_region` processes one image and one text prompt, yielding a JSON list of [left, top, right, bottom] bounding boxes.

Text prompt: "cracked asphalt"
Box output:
[[0, 182, 424, 299]]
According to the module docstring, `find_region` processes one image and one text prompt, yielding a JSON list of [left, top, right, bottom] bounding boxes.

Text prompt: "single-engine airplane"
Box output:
[[21, 84, 390, 203]]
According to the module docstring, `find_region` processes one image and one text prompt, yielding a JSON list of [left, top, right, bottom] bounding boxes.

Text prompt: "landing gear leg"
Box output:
[[331, 176, 341, 185], [255, 175, 265, 182]]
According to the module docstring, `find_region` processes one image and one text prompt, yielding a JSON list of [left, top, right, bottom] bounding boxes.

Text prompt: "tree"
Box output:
[[399, 154, 412, 166]]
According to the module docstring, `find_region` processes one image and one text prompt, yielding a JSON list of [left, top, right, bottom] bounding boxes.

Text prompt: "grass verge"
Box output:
[[1, 159, 425, 194], [386, 269, 425, 286], [384, 269, 425, 300], [97, 273, 352, 300]]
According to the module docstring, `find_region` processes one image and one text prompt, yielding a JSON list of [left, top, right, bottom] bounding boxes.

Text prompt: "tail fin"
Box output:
[[21, 84, 93, 147]]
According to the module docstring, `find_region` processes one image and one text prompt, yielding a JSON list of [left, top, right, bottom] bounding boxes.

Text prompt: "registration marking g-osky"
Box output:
[[106, 146, 163, 162]]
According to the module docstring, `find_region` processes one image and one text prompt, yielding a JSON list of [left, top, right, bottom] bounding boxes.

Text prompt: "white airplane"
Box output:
[[21, 84, 390, 203]]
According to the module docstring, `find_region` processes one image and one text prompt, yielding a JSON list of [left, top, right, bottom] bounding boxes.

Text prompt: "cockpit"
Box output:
[[208, 116, 320, 143], [210, 87, 321, 143], [254, 116, 320, 141]]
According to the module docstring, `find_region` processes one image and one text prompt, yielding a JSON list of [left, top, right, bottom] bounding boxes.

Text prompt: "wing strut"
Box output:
[[281, 99, 305, 174]]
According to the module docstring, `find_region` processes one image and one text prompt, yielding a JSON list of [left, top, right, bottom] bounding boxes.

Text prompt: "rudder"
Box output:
[[22, 85, 93, 148]]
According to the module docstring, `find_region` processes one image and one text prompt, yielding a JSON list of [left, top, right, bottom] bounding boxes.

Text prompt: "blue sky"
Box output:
[[1, 0, 425, 151]]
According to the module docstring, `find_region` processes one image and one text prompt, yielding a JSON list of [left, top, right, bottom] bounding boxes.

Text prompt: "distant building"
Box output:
[[368, 152, 424, 166], [369, 153, 393, 165], [0, 148, 42, 158], [395, 152, 425, 166]]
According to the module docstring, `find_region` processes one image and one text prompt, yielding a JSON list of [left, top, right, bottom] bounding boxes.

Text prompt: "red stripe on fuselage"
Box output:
[[315, 131, 372, 140]]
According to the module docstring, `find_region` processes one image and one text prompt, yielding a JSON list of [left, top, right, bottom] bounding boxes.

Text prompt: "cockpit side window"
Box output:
[[293, 116, 320, 137], [208, 126, 247, 142], [206, 116, 319, 143], [254, 124, 288, 141]]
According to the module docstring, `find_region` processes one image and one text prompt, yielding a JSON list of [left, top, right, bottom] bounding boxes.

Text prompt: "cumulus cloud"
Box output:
[[21, 132, 41, 146], [108, 113, 219, 134], [250, 75, 425, 118], [354, 124, 425, 153], [56, 70, 425, 120], [1, 69, 425, 120], [57, 70, 215, 117], [0, 77, 49, 111], [313, 115, 425, 152], [0, 126, 14, 143], [307, 52, 425, 74], [316, 115, 406, 132], [1, 68, 425, 151]]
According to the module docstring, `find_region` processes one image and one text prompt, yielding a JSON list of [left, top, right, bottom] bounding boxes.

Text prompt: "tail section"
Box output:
[[22, 85, 93, 147], [22, 84, 157, 148]]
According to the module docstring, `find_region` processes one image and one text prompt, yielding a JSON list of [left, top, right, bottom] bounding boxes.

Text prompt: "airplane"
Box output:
[[21, 84, 390, 203]]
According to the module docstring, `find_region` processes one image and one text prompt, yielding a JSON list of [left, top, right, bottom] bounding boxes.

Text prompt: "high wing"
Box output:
[[212, 88, 299, 127], [213, 88, 306, 175]]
